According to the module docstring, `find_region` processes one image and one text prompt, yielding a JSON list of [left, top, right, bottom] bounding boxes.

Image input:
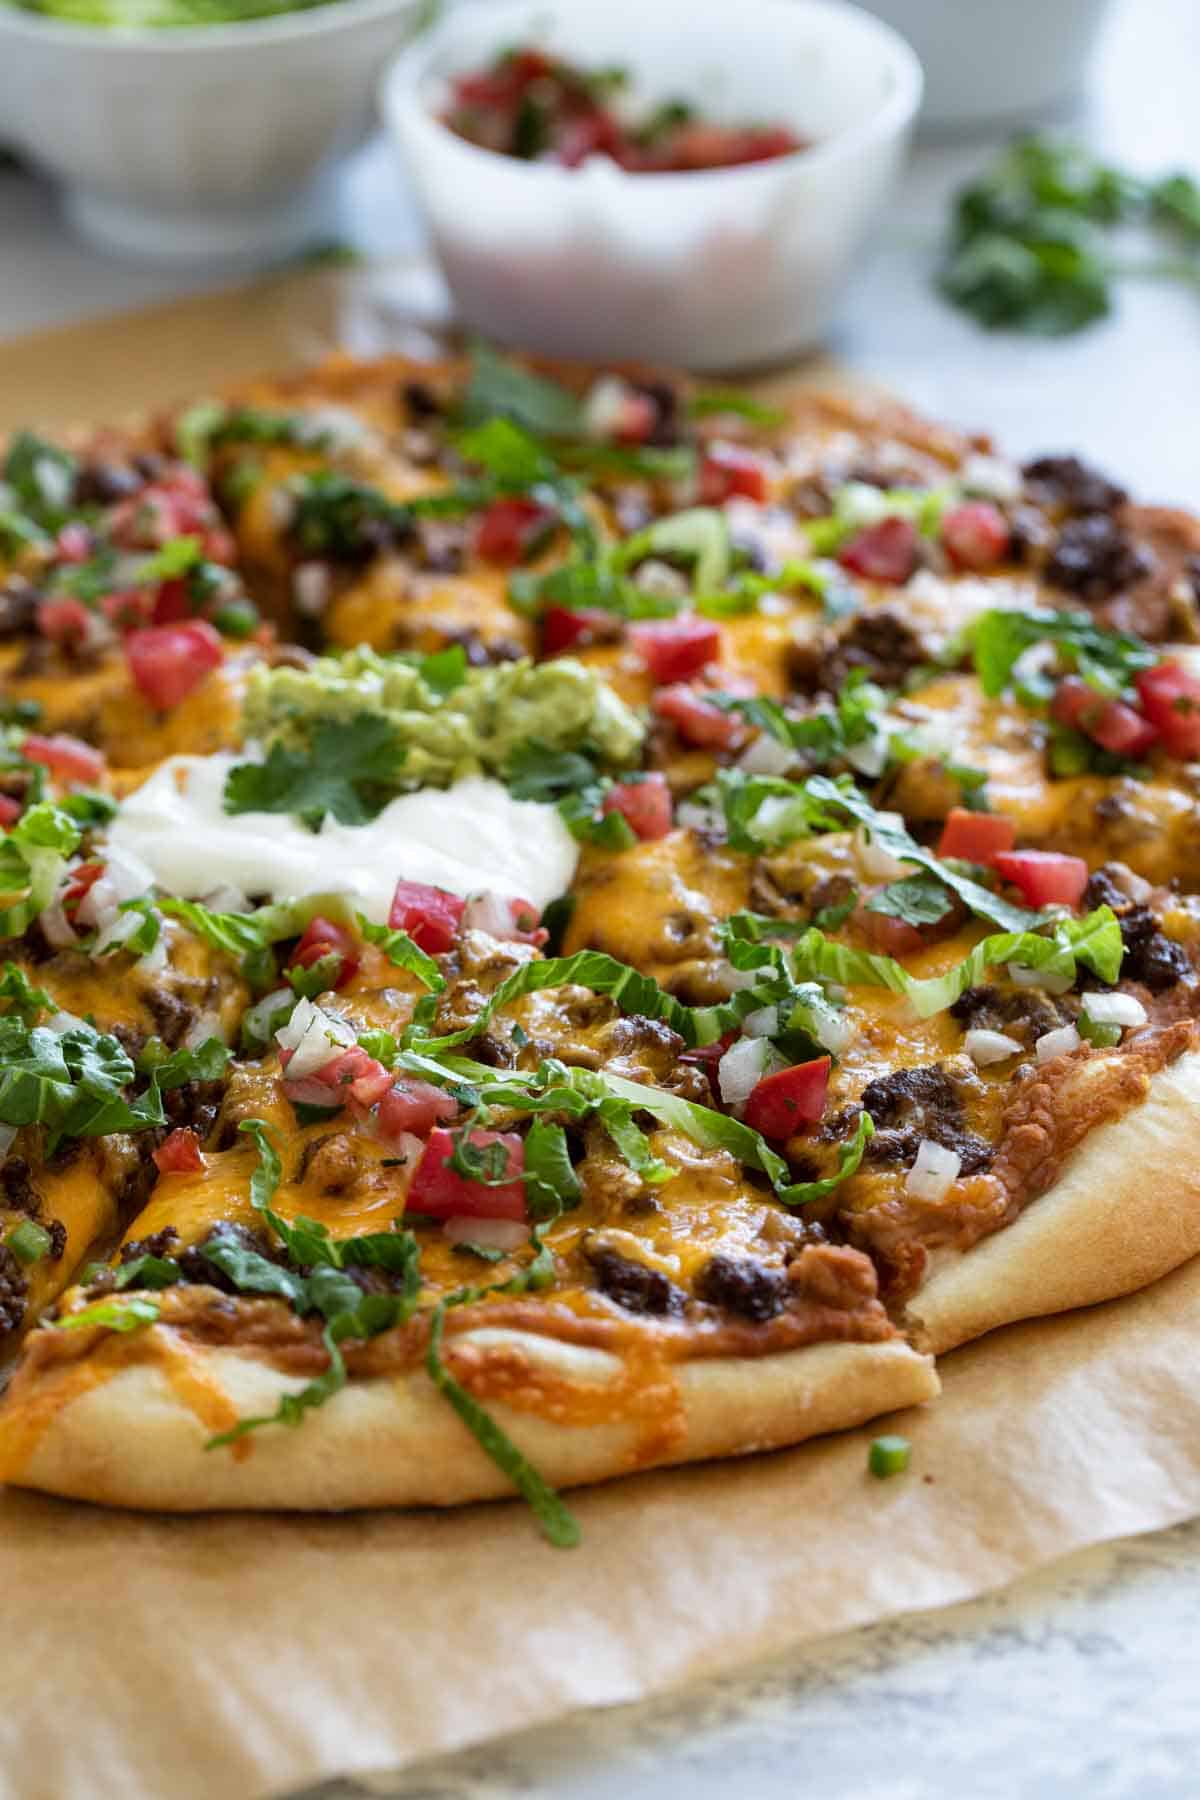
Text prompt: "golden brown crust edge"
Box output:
[[2, 1331, 937, 1513], [904, 1049, 1200, 1355]]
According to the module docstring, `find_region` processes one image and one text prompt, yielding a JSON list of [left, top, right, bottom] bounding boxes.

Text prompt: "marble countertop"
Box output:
[[2, 3, 1199, 1794], [296, 1518, 1200, 1800]]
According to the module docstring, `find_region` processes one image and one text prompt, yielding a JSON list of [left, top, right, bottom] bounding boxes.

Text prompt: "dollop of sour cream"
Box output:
[[108, 753, 579, 921]]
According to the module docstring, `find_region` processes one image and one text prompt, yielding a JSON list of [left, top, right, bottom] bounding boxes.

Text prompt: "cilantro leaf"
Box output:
[[224, 714, 408, 828], [865, 873, 954, 927], [458, 343, 583, 439]]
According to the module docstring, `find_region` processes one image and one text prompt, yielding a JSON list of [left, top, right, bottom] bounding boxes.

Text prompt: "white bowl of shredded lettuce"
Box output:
[[0, 0, 430, 263]]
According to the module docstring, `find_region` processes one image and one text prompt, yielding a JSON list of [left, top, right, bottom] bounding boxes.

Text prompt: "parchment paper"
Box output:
[[1, 270, 1198, 1800]]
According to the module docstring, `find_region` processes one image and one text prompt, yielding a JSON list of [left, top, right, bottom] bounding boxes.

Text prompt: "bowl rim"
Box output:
[[0, 0, 426, 53], [381, 0, 923, 191]]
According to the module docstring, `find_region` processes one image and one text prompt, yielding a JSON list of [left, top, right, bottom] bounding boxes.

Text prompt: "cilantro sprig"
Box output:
[[939, 135, 1200, 335]]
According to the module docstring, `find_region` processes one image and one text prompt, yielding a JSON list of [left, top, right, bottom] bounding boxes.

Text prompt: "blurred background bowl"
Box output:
[[863, 0, 1115, 132], [381, 0, 923, 371], [0, 0, 428, 264]]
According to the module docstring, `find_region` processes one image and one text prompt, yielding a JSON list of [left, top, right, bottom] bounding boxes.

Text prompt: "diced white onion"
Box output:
[[0, 1124, 15, 1158], [960, 453, 1022, 504], [40, 900, 77, 949], [1007, 962, 1074, 996], [1035, 1023, 1081, 1064], [382, 1129, 424, 1166], [964, 1027, 1023, 1066], [292, 562, 331, 616], [581, 374, 633, 441], [136, 934, 169, 976], [843, 732, 889, 778], [442, 1215, 530, 1251], [92, 907, 145, 956], [742, 1004, 779, 1039], [44, 1010, 84, 1036], [834, 480, 892, 529], [855, 815, 914, 882], [905, 1139, 961, 1202], [269, 486, 296, 529], [462, 890, 516, 940], [202, 884, 251, 915], [718, 1036, 783, 1110], [104, 848, 156, 903], [813, 1007, 857, 1055], [77, 877, 118, 933], [243, 986, 293, 1046], [633, 558, 690, 600], [1082, 992, 1148, 1029], [34, 454, 73, 512], [275, 997, 356, 1076], [737, 731, 795, 777], [676, 798, 724, 836], [183, 1010, 223, 1049]]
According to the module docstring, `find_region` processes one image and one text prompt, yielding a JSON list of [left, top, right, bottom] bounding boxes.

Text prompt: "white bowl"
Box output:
[[0, 0, 427, 264], [381, 0, 922, 371], [862, 0, 1114, 132]]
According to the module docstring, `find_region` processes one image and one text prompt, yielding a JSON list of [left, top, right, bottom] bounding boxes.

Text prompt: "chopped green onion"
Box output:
[[868, 1434, 912, 1479], [6, 1218, 52, 1264]]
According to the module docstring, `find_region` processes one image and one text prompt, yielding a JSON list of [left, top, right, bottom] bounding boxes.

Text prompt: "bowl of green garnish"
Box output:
[[0, 0, 429, 262]]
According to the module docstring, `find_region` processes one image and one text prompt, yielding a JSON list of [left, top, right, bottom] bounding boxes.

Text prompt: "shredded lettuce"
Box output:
[[727, 907, 1124, 1019]]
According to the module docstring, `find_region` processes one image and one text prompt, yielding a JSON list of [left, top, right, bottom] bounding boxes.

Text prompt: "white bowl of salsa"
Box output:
[[0, 0, 428, 263], [381, 0, 923, 370]]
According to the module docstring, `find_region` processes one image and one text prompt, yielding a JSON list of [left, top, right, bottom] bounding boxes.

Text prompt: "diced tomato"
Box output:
[[407, 1126, 527, 1221], [541, 605, 618, 656], [1136, 660, 1200, 759], [36, 596, 93, 645], [0, 795, 21, 828], [453, 46, 554, 108], [288, 915, 360, 991], [1087, 699, 1158, 756], [854, 901, 925, 957], [649, 121, 801, 171], [55, 522, 93, 564], [1052, 676, 1158, 756], [653, 684, 745, 750], [389, 878, 465, 954], [556, 108, 626, 168], [22, 732, 105, 785], [108, 469, 222, 554], [100, 588, 152, 630], [838, 517, 919, 585], [311, 1046, 393, 1108], [992, 849, 1089, 909], [474, 497, 555, 565], [153, 1127, 204, 1176], [601, 774, 673, 841], [125, 619, 223, 711], [151, 577, 193, 625], [1050, 674, 1098, 731], [629, 615, 722, 684], [507, 897, 547, 945], [376, 1079, 460, 1142], [699, 445, 770, 506], [60, 860, 105, 919], [941, 501, 1010, 571], [936, 808, 1016, 864], [743, 1056, 831, 1140]]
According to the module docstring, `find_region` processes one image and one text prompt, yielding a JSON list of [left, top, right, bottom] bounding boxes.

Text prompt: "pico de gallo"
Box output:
[[439, 46, 808, 172]]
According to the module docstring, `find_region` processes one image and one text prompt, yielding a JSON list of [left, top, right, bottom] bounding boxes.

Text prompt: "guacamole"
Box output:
[[6, 0, 341, 27], [242, 649, 645, 790]]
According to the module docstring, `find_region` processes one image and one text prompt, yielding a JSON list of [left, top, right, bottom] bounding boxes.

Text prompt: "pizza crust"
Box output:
[[904, 1049, 1200, 1355], [3, 1327, 937, 1512]]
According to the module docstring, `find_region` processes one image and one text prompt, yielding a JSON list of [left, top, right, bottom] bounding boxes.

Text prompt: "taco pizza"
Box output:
[[1, 347, 1198, 1543]]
